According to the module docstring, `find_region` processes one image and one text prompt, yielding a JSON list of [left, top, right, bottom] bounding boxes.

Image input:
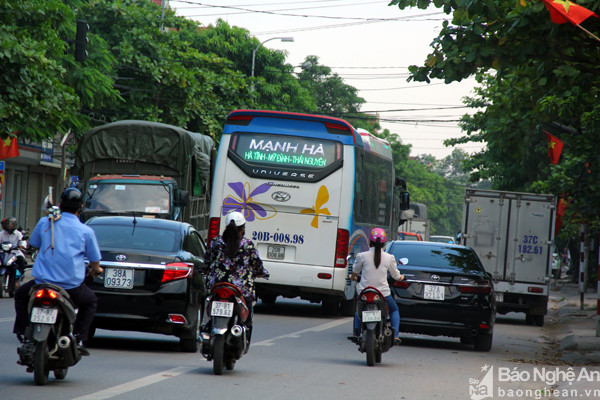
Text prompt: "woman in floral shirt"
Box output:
[[204, 211, 269, 337]]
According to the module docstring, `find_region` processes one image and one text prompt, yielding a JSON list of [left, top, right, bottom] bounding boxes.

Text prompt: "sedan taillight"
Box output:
[[458, 284, 492, 294], [393, 281, 411, 289], [161, 262, 193, 283]]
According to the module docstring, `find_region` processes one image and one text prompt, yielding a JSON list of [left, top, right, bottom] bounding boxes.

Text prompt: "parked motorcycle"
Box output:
[[17, 283, 82, 385], [351, 286, 395, 366], [200, 282, 252, 375], [0, 240, 26, 298]]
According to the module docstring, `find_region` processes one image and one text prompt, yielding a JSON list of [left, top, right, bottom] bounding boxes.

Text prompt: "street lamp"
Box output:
[[251, 36, 294, 91]]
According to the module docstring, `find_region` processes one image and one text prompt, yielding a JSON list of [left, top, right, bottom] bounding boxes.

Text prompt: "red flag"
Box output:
[[0, 134, 20, 160], [545, 131, 564, 164], [555, 195, 572, 235], [542, 0, 598, 25]]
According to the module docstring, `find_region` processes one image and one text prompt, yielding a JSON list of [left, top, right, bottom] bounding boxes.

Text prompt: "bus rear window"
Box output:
[[230, 133, 341, 169]]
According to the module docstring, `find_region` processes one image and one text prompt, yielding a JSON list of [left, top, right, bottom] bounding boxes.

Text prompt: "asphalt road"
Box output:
[[0, 296, 568, 400]]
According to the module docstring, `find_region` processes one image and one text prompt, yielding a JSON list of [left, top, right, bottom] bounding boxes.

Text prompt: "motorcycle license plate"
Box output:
[[424, 284, 445, 301], [267, 244, 285, 260], [362, 310, 381, 322], [30, 307, 58, 324], [104, 268, 134, 289], [211, 301, 234, 317]]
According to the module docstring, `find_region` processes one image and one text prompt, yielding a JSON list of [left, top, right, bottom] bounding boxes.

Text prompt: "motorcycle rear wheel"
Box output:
[[213, 335, 225, 375], [225, 357, 236, 371], [54, 368, 68, 380], [34, 341, 49, 385], [365, 330, 375, 367], [0, 274, 7, 298]]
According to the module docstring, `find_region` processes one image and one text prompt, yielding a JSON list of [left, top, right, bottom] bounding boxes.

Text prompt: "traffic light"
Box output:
[[75, 20, 89, 62]]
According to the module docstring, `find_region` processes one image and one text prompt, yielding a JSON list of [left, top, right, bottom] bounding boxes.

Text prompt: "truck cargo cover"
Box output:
[[73, 120, 214, 188]]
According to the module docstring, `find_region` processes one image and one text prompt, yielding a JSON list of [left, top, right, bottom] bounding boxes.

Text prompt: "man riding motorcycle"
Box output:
[[13, 188, 103, 355], [0, 216, 28, 294]]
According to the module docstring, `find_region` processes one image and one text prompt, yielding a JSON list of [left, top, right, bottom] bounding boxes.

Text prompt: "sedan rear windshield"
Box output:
[[90, 224, 179, 253], [387, 244, 483, 273]]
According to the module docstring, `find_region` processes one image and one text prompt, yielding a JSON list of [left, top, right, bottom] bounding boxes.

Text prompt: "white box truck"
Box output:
[[461, 189, 556, 326]]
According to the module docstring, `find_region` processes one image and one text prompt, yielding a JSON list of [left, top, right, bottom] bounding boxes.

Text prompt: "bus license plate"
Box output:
[[211, 301, 234, 317], [362, 310, 381, 322], [30, 307, 58, 324], [267, 244, 285, 260], [424, 285, 445, 300], [104, 268, 134, 289]]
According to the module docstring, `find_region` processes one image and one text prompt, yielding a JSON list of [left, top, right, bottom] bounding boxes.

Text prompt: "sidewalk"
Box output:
[[547, 279, 600, 365]]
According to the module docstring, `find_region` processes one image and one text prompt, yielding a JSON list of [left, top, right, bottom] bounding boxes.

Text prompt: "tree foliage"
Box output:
[[390, 0, 600, 230]]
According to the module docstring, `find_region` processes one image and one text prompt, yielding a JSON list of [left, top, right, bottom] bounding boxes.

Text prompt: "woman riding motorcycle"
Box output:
[[350, 228, 405, 345]]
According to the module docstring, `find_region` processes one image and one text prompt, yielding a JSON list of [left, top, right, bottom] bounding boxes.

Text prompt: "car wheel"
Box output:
[[474, 333, 493, 352], [180, 309, 200, 353], [260, 294, 277, 305], [534, 315, 544, 327], [322, 297, 339, 316]]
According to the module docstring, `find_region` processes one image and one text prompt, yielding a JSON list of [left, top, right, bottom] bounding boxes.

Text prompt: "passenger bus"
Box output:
[[207, 110, 407, 315]]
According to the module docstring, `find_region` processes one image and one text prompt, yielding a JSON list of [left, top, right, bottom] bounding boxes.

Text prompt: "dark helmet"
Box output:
[[1, 217, 17, 233], [60, 188, 83, 212]]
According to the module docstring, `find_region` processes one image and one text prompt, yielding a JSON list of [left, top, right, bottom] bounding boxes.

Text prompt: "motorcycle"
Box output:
[[17, 283, 82, 385], [351, 286, 395, 366], [200, 282, 252, 375], [0, 240, 26, 298]]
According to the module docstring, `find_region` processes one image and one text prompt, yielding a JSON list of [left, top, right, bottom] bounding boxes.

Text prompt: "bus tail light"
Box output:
[[334, 229, 349, 268], [227, 114, 253, 126], [208, 217, 220, 245]]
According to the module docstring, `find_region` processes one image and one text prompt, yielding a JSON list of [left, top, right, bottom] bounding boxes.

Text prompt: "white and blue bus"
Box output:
[[207, 110, 407, 315]]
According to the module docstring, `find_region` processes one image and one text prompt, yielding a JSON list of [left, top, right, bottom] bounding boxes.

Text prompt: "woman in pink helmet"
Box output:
[[350, 228, 405, 344]]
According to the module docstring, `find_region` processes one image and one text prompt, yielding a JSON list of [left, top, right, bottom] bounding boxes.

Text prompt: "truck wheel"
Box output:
[[534, 315, 544, 327]]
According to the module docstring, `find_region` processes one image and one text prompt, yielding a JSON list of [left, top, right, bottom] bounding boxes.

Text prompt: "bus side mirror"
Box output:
[[399, 191, 410, 211]]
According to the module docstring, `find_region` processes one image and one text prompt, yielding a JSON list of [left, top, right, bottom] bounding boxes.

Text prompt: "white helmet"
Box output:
[[225, 211, 246, 227]]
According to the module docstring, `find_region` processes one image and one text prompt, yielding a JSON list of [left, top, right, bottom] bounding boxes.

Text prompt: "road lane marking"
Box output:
[[253, 318, 350, 346], [0, 317, 14, 323], [69, 319, 350, 399], [70, 366, 195, 400]]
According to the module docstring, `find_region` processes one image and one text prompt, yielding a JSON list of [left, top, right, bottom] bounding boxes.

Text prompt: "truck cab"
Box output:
[[80, 175, 188, 222]]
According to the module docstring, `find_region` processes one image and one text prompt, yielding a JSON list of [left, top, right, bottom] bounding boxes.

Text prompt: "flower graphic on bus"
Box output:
[[300, 185, 331, 228], [222, 182, 276, 222]]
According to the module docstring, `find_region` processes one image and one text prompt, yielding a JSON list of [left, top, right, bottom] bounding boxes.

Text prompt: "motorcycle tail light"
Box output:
[[214, 286, 236, 300], [35, 288, 58, 300], [360, 292, 381, 303], [161, 262, 193, 283]]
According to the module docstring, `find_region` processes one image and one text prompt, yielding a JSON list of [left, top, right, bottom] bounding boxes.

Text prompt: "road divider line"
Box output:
[[253, 318, 350, 346], [70, 366, 195, 400]]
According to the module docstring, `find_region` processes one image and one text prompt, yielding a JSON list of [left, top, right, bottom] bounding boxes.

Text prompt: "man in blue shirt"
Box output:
[[13, 188, 103, 354]]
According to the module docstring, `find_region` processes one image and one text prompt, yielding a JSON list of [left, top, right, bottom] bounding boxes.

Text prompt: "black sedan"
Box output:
[[85, 216, 206, 352], [385, 241, 496, 351]]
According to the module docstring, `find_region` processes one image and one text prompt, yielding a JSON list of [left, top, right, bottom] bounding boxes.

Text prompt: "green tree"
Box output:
[[192, 20, 316, 114], [0, 0, 120, 141], [297, 55, 366, 117], [390, 0, 600, 230]]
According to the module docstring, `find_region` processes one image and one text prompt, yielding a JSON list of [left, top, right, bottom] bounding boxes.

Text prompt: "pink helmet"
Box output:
[[369, 228, 387, 244]]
